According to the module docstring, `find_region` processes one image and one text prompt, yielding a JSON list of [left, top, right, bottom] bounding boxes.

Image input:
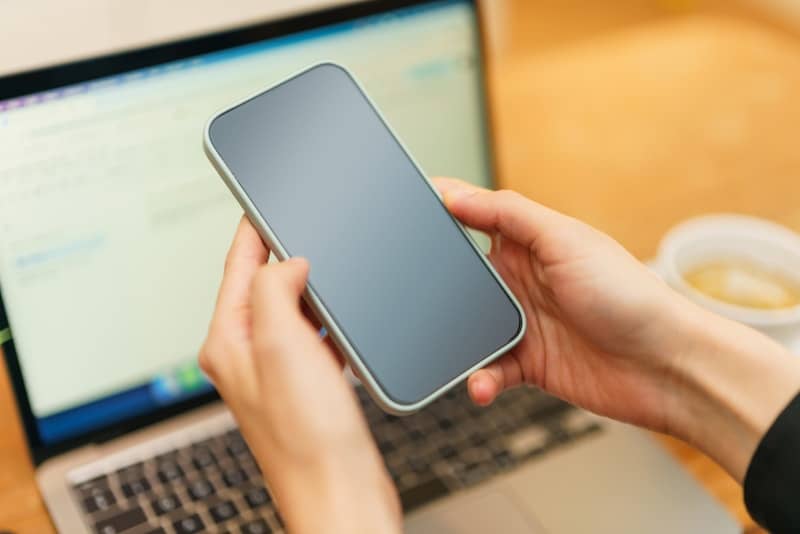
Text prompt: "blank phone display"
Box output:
[[208, 64, 521, 405]]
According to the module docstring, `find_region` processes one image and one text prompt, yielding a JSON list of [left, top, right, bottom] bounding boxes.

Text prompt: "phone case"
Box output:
[[203, 62, 526, 414]]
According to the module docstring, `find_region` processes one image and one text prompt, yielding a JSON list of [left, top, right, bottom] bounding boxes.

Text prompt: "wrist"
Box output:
[[666, 301, 800, 481], [258, 440, 400, 534]]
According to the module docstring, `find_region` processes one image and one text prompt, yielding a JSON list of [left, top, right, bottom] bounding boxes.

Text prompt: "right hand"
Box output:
[[433, 178, 714, 433], [435, 178, 800, 482]]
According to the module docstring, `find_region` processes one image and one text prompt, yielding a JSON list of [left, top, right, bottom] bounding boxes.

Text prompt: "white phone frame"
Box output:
[[203, 62, 526, 414]]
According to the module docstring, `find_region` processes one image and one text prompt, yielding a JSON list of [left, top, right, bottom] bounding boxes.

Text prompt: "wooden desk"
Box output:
[[0, 350, 54, 533], [2, 2, 800, 532]]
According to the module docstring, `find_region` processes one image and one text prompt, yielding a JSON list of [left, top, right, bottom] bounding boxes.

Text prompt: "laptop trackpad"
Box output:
[[405, 489, 546, 534]]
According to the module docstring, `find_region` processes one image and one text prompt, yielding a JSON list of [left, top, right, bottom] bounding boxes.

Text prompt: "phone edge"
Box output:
[[202, 61, 527, 415]]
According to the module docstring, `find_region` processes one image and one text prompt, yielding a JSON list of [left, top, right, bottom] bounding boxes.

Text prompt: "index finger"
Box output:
[[214, 216, 270, 327], [433, 178, 563, 250], [431, 176, 486, 199]]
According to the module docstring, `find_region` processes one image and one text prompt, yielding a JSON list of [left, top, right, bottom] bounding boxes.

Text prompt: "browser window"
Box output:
[[0, 0, 490, 442]]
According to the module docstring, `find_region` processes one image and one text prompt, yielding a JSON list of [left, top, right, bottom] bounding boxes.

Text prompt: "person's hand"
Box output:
[[434, 178, 800, 481], [199, 217, 401, 534], [434, 178, 688, 428]]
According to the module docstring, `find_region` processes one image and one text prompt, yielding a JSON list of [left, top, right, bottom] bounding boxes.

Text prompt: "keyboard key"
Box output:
[[82, 490, 116, 514], [221, 431, 238, 446], [143, 529, 165, 534], [408, 429, 423, 441], [222, 468, 247, 487], [76, 475, 109, 498], [116, 463, 144, 480], [225, 434, 249, 457], [187, 479, 215, 500], [193, 437, 217, 449], [493, 450, 514, 468], [399, 477, 449, 512], [151, 493, 181, 515], [155, 451, 179, 462], [560, 410, 598, 435], [506, 426, 549, 459], [156, 460, 184, 483], [210, 499, 239, 523], [461, 464, 492, 486], [398, 471, 421, 489], [459, 447, 490, 465], [173, 514, 205, 534], [191, 447, 216, 470], [469, 432, 487, 447], [408, 456, 429, 474], [243, 487, 270, 508], [240, 459, 261, 478], [438, 445, 457, 459], [121, 477, 151, 498], [93, 506, 147, 534], [239, 519, 271, 534]]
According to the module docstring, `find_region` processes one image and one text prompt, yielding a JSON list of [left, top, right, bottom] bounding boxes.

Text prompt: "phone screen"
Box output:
[[207, 64, 522, 406]]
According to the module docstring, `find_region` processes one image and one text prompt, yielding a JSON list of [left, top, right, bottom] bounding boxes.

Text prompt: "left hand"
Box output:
[[199, 217, 401, 534]]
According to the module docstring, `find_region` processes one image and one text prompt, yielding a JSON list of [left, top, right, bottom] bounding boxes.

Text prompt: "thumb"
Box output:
[[433, 177, 561, 249]]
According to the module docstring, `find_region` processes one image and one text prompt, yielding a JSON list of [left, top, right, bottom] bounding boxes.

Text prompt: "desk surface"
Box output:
[[2, 1, 800, 532]]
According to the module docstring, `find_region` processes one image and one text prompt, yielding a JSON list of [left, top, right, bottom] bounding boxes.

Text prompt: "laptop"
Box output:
[[0, 1, 740, 532]]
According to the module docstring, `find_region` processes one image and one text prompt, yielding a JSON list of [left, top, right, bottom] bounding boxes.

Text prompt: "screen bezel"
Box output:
[[0, 0, 498, 465]]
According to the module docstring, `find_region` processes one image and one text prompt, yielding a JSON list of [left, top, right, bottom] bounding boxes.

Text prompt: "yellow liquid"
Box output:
[[683, 261, 800, 310]]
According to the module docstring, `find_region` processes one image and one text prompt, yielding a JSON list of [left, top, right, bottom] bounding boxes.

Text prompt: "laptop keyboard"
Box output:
[[359, 386, 601, 512], [74, 429, 277, 534], [71, 386, 601, 533]]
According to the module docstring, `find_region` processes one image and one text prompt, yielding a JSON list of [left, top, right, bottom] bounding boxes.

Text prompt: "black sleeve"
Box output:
[[744, 392, 800, 533]]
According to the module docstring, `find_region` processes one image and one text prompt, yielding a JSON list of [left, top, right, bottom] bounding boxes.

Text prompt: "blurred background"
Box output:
[[2, 4, 798, 257], [483, 0, 800, 258]]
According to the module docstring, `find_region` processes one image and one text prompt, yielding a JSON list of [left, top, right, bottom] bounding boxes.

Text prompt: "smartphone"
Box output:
[[204, 63, 525, 414]]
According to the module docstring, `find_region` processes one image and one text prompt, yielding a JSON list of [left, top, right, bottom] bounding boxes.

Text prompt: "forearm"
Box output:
[[668, 302, 800, 482], [256, 444, 401, 534]]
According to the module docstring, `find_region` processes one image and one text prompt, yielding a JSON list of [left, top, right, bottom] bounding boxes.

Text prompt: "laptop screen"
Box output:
[[0, 0, 491, 451]]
